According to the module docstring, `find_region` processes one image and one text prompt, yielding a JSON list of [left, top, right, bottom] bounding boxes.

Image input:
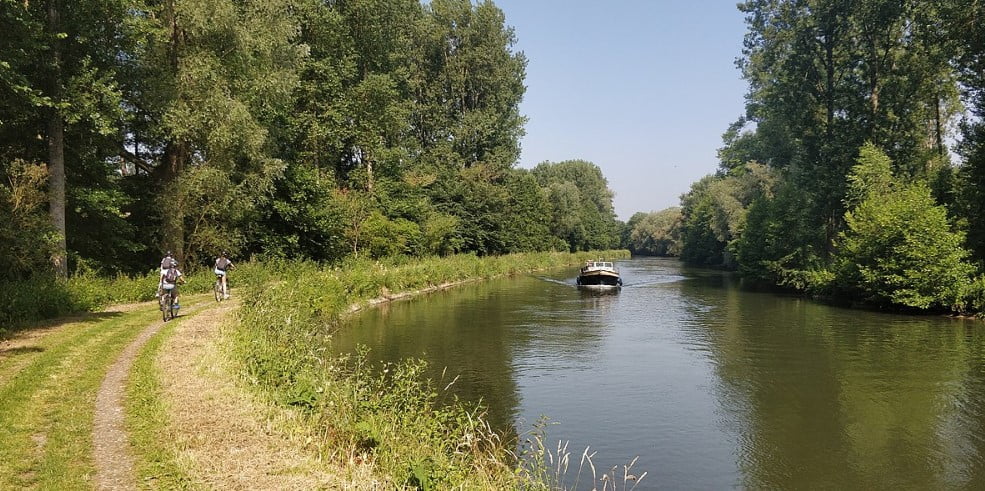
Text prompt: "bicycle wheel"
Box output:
[[161, 293, 170, 321], [214, 278, 222, 302]]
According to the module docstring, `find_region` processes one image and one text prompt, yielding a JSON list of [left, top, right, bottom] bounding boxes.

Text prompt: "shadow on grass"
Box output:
[[1, 311, 126, 341], [0, 345, 45, 357]]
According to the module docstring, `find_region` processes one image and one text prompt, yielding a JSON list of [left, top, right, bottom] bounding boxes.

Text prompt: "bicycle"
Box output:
[[213, 275, 224, 302], [160, 288, 177, 321]]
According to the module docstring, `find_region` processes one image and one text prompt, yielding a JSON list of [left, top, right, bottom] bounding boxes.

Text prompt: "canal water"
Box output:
[[331, 257, 985, 489]]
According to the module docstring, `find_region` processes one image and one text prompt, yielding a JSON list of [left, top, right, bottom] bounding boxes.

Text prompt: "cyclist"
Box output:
[[157, 251, 176, 297], [161, 260, 185, 308], [213, 251, 234, 299]]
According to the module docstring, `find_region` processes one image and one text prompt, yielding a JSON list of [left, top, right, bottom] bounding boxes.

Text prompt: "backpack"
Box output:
[[164, 267, 179, 284], [216, 257, 231, 271]]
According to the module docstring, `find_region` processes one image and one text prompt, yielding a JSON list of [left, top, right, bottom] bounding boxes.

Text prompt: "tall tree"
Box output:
[[125, 0, 303, 264], [731, 0, 960, 277], [412, 0, 527, 171], [532, 160, 620, 251], [1, 0, 131, 277]]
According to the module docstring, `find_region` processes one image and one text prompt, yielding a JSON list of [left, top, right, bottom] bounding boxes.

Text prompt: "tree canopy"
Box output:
[[0, 0, 620, 282], [678, 0, 985, 312]]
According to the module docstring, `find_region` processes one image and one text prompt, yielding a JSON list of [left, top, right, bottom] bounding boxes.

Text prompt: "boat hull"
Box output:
[[576, 271, 622, 287]]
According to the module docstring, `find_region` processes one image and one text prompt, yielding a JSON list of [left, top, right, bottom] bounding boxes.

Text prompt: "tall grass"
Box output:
[[228, 251, 631, 488]]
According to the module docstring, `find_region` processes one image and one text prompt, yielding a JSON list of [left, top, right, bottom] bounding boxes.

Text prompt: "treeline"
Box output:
[[0, 0, 622, 282], [675, 0, 985, 313]]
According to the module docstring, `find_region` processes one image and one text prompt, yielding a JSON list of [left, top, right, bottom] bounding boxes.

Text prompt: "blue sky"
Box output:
[[494, 1, 750, 220]]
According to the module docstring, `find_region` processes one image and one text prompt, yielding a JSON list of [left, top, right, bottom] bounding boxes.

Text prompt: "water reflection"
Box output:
[[329, 257, 985, 489], [679, 269, 985, 489]]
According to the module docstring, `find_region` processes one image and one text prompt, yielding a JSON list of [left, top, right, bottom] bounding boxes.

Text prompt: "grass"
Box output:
[[226, 250, 632, 488], [0, 307, 163, 488], [125, 313, 196, 490]]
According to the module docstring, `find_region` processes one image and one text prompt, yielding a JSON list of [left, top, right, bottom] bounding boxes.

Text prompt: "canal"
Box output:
[[331, 257, 985, 489]]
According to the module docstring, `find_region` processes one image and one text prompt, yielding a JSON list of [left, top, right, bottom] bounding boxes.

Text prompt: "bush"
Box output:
[[836, 182, 973, 310], [964, 274, 985, 315]]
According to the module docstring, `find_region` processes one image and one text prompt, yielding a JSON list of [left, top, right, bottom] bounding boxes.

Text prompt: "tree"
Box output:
[[626, 208, 682, 256], [531, 160, 620, 251], [412, 0, 527, 172], [1, 0, 131, 277], [945, 0, 985, 264], [679, 163, 775, 268], [735, 0, 960, 266], [125, 0, 304, 264]]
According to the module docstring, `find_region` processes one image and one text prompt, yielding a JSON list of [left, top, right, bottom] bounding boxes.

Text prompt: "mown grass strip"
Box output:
[[0, 307, 161, 489], [125, 314, 197, 490], [0, 313, 115, 382]]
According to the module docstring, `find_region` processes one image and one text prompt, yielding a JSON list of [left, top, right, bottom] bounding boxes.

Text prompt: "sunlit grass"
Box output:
[[0, 308, 161, 488]]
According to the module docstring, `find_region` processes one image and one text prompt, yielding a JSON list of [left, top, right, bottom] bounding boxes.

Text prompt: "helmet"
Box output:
[[165, 250, 173, 257], [170, 259, 178, 267], [221, 251, 228, 257]]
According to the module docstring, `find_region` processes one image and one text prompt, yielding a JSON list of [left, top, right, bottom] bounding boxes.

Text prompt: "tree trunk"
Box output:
[[160, 141, 188, 262], [47, 0, 67, 279], [934, 91, 944, 157], [158, 0, 186, 263]]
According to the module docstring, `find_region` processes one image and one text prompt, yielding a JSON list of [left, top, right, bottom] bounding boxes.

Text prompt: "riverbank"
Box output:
[[228, 251, 630, 488]]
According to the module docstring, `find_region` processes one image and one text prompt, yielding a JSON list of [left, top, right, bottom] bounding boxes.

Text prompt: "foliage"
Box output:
[[0, 160, 56, 279], [679, 163, 776, 268], [844, 142, 894, 209], [734, 179, 826, 288], [965, 275, 985, 316], [670, 0, 985, 314], [531, 160, 621, 252], [836, 181, 972, 310], [624, 208, 682, 256]]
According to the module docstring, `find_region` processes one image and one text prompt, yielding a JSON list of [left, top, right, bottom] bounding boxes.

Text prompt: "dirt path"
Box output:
[[92, 301, 205, 490]]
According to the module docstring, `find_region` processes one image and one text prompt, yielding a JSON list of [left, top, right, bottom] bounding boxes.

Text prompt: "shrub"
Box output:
[[836, 182, 973, 310]]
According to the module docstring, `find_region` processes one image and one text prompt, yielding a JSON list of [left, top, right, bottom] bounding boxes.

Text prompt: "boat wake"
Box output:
[[536, 275, 686, 288], [535, 276, 574, 286]]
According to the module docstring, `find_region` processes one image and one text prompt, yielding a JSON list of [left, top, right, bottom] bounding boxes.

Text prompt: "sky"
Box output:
[[493, 1, 750, 220]]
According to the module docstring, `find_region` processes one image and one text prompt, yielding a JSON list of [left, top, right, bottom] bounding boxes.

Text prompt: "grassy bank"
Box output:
[[228, 251, 630, 488]]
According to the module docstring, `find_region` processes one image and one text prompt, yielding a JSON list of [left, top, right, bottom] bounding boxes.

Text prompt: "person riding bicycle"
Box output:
[[213, 252, 234, 299], [161, 261, 185, 308], [157, 251, 176, 297]]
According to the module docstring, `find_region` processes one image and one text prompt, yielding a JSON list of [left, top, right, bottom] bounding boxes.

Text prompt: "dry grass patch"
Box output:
[[152, 300, 380, 489]]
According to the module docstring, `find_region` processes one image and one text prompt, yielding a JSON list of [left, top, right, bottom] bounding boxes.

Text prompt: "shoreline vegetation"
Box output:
[[229, 250, 632, 489]]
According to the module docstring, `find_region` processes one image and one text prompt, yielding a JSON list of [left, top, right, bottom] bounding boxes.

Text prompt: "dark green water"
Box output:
[[331, 257, 985, 489]]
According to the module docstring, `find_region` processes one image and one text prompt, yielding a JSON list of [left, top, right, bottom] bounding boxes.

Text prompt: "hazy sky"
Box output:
[[494, 1, 749, 220]]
